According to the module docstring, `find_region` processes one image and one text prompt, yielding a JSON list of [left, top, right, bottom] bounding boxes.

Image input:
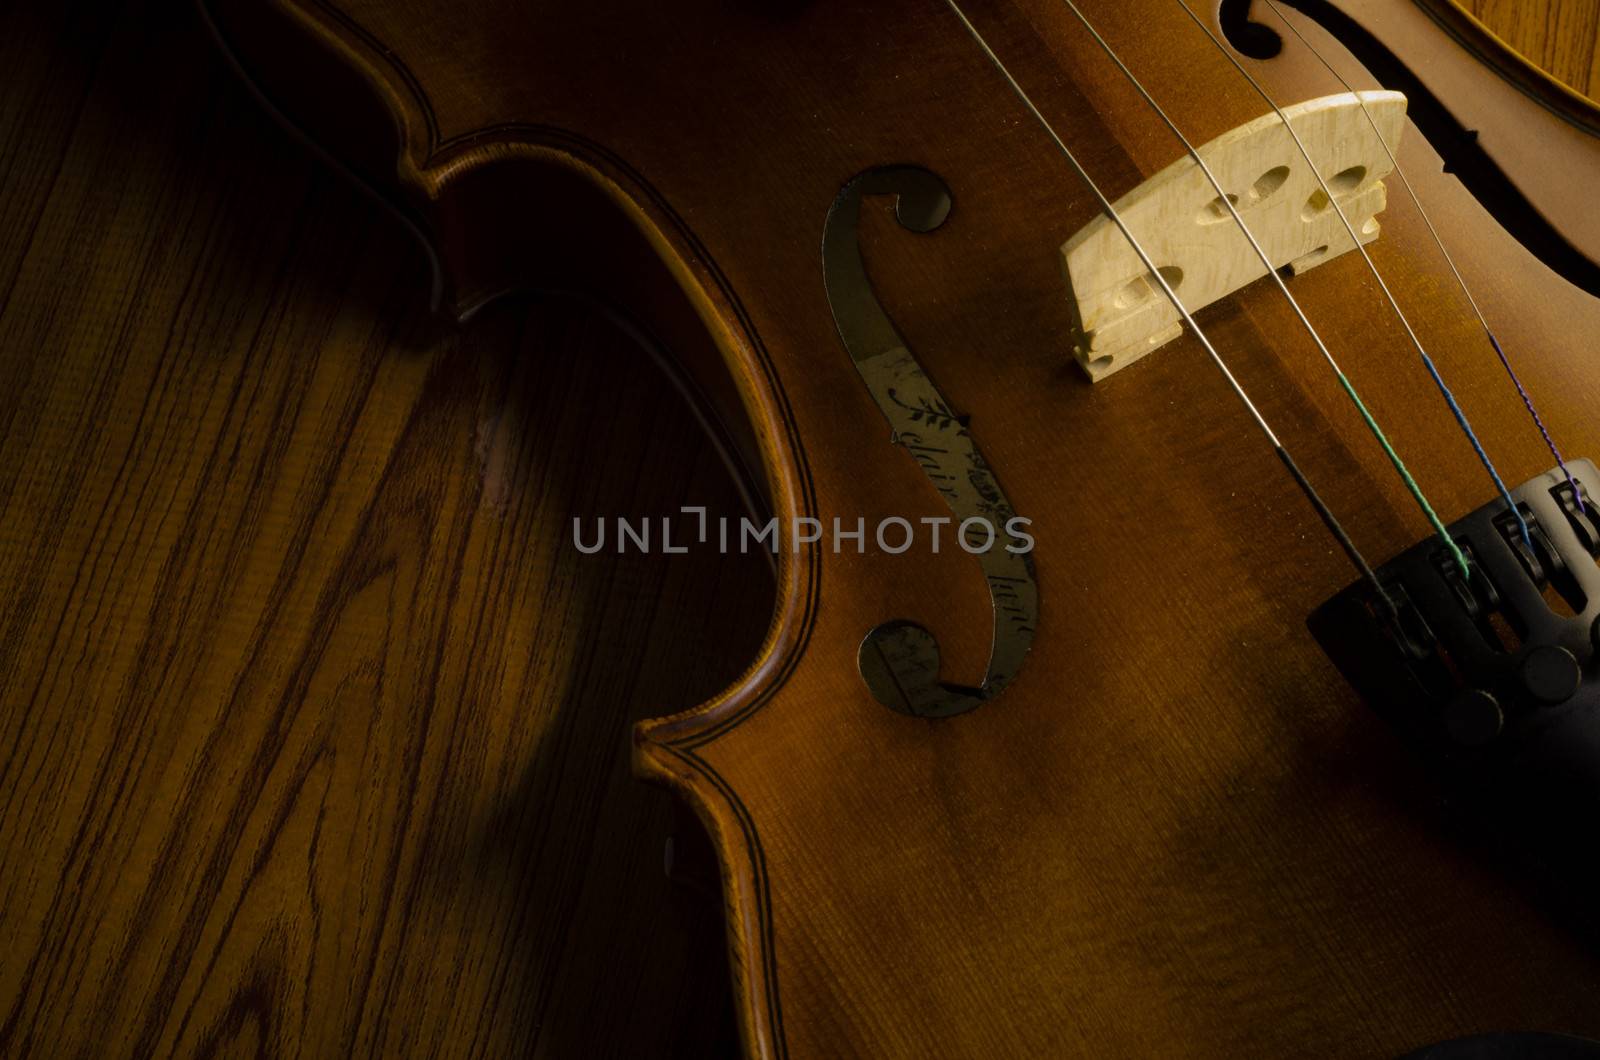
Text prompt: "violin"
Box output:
[[203, 0, 1600, 1053]]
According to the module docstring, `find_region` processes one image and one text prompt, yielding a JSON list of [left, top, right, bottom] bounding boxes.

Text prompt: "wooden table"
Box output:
[[1461, 0, 1600, 100], [0, 3, 767, 1055]]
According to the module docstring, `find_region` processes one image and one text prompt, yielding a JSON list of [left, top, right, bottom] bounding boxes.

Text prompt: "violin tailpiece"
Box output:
[[1313, 459, 1600, 896], [1061, 90, 1407, 381]]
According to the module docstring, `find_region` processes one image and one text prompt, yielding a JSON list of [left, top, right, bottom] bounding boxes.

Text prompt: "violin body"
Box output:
[[205, 0, 1600, 1053]]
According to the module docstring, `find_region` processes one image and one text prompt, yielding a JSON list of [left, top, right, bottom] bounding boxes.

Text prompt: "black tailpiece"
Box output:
[[1313, 459, 1600, 905]]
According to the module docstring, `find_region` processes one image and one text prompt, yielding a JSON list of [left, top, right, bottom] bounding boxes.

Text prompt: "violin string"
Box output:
[[1055, 0, 1470, 578], [1259, 0, 1584, 514], [938, 0, 1397, 613], [1170, 0, 1531, 555]]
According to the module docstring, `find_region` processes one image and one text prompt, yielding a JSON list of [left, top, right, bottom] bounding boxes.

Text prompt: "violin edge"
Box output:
[[202, 2, 817, 1055], [1424, 0, 1600, 125]]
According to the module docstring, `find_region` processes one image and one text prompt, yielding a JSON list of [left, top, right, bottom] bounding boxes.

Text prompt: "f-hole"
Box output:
[[1219, 0, 1283, 59], [1224, 0, 1600, 297]]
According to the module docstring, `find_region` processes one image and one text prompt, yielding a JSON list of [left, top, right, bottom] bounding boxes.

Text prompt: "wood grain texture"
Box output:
[[1462, 0, 1600, 100], [0, 1, 767, 1056]]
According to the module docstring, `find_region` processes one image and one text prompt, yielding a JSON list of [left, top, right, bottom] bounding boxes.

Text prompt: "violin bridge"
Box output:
[[1061, 90, 1407, 382]]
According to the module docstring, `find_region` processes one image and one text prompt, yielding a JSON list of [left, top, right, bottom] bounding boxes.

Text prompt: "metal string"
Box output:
[[1055, 0, 1470, 579], [1168, 0, 1531, 556], [938, 0, 1397, 613], [1259, 0, 1583, 514]]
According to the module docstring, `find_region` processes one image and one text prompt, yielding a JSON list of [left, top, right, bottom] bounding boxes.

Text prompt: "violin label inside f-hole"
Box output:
[[822, 166, 1039, 719], [1062, 89, 1407, 382]]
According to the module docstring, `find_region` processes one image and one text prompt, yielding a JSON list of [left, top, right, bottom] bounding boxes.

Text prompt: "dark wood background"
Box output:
[[1460, 0, 1599, 98], [0, 1, 767, 1055], [0, 1, 1593, 1057]]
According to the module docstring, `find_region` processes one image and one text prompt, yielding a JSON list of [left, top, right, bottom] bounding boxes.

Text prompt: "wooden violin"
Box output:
[[202, 0, 1600, 1053]]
